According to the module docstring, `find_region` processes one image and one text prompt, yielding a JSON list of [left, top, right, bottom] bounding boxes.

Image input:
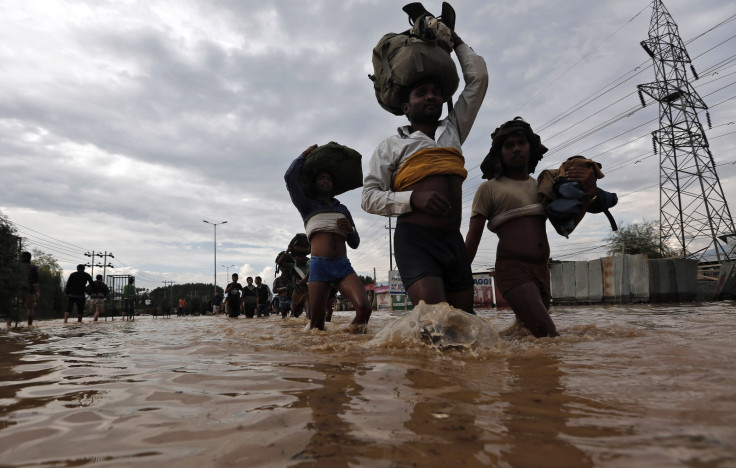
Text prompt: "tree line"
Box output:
[[4, 208, 666, 321], [1, 212, 65, 320]]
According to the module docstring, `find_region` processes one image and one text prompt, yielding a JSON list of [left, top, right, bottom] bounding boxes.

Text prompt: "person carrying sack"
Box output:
[[362, 2, 488, 314]]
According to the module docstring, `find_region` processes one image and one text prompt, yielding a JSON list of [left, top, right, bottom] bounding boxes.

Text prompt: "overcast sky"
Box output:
[[1, 0, 734, 291]]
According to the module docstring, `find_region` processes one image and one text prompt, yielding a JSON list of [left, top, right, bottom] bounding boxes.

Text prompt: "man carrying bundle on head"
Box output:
[[285, 142, 372, 332], [362, 3, 488, 313], [285, 233, 311, 319], [464, 118, 598, 338], [273, 251, 293, 318]]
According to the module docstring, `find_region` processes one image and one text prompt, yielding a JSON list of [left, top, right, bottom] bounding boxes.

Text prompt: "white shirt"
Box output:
[[361, 43, 489, 216]]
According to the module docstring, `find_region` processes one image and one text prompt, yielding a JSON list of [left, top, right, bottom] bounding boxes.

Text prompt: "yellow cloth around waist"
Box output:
[[392, 147, 467, 191]]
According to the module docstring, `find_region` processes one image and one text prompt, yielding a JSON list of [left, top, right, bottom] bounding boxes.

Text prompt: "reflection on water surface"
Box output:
[[1, 302, 735, 467]]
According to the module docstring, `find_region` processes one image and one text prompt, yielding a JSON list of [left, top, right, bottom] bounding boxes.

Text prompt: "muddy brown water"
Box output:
[[1, 302, 735, 467]]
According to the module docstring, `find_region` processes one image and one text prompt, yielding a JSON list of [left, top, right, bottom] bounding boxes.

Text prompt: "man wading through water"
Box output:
[[465, 118, 596, 337], [285, 145, 372, 332], [362, 26, 488, 313]]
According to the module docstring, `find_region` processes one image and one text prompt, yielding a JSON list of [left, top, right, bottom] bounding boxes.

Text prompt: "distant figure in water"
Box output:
[[89, 274, 109, 322], [64, 264, 93, 323], [7, 251, 40, 328], [465, 118, 596, 338], [123, 277, 136, 320], [285, 144, 371, 332], [225, 274, 242, 318]]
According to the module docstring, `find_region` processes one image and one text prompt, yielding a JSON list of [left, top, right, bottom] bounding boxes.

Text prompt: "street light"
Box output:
[[203, 220, 227, 295], [221, 264, 236, 286]]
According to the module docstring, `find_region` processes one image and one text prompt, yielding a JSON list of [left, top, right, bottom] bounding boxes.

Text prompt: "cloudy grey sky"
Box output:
[[1, 0, 734, 292]]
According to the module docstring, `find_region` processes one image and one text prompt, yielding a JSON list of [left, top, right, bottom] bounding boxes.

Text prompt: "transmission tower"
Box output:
[[637, 0, 735, 262]]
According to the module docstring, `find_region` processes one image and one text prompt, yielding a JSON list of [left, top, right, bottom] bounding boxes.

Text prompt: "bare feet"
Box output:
[[346, 322, 368, 334]]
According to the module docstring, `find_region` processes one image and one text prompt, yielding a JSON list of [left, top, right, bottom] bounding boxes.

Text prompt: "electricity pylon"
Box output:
[[637, 0, 735, 262]]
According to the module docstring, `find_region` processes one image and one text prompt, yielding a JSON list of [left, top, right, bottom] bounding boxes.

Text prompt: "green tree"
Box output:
[[0, 211, 23, 321], [605, 220, 676, 258], [31, 249, 62, 274], [357, 275, 374, 285], [148, 282, 219, 313], [31, 249, 65, 318], [190, 295, 203, 315]]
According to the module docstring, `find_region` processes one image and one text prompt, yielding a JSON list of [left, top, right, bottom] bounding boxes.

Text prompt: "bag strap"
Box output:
[[380, 40, 394, 83], [294, 265, 308, 280], [411, 40, 425, 73], [603, 210, 618, 232]]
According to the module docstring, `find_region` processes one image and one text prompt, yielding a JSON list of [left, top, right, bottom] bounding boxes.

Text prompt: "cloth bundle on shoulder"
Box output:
[[298, 142, 363, 197], [369, 2, 459, 116]]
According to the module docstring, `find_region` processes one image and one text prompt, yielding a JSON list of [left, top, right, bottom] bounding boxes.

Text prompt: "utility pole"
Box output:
[[101, 251, 114, 280], [637, 0, 735, 262], [203, 220, 227, 296], [221, 264, 236, 288], [162, 280, 175, 316], [84, 251, 114, 279], [385, 217, 395, 271]]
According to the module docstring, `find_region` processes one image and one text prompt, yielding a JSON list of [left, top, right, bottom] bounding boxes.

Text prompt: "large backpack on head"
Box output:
[[369, 2, 459, 116], [299, 142, 363, 197]]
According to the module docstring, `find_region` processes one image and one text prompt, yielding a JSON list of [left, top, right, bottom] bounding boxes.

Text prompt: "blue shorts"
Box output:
[[309, 255, 355, 284]]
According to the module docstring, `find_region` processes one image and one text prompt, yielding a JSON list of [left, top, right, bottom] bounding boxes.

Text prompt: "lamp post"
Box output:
[[203, 220, 227, 296], [221, 264, 236, 287]]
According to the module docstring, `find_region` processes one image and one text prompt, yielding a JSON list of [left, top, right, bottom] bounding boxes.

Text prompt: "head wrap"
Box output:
[[479, 117, 548, 180], [275, 251, 293, 273]]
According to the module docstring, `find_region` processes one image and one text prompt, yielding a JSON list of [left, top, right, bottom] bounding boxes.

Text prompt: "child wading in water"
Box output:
[[285, 143, 372, 332]]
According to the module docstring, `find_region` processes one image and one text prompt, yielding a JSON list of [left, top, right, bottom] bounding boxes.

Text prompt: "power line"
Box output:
[[515, 1, 653, 114]]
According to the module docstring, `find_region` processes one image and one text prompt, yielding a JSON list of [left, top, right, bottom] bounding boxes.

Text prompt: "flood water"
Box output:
[[1, 301, 735, 467]]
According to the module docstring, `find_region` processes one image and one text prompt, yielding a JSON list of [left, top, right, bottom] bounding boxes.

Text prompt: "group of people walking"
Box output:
[[284, 16, 599, 338], [63, 265, 136, 323], [220, 275, 273, 319], [8, 9, 600, 339], [218, 250, 339, 323], [5, 259, 136, 327]]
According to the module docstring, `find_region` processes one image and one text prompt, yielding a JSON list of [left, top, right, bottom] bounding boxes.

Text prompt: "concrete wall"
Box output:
[[588, 259, 603, 303], [551, 255, 699, 304], [716, 261, 736, 299], [648, 258, 698, 302]]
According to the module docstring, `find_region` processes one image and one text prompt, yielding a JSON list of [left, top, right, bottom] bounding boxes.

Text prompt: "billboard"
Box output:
[[388, 269, 405, 295], [472, 272, 495, 307]]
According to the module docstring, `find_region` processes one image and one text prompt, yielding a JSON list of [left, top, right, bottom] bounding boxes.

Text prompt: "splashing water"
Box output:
[[371, 301, 500, 351]]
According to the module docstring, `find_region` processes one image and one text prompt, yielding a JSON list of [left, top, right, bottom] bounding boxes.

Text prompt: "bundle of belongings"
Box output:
[[537, 156, 619, 238], [298, 142, 363, 197], [369, 2, 459, 115]]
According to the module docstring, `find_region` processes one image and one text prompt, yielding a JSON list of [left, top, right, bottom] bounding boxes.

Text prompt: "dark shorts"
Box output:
[[309, 256, 355, 284], [495, 259, 551, 304], [243, 302, 256, 318], [23, 293, 37, 308], [66, 296, 85, 314], [394, 222, 473, 292], [227, 299, 240, 316], [277, 296, 291, 312]]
